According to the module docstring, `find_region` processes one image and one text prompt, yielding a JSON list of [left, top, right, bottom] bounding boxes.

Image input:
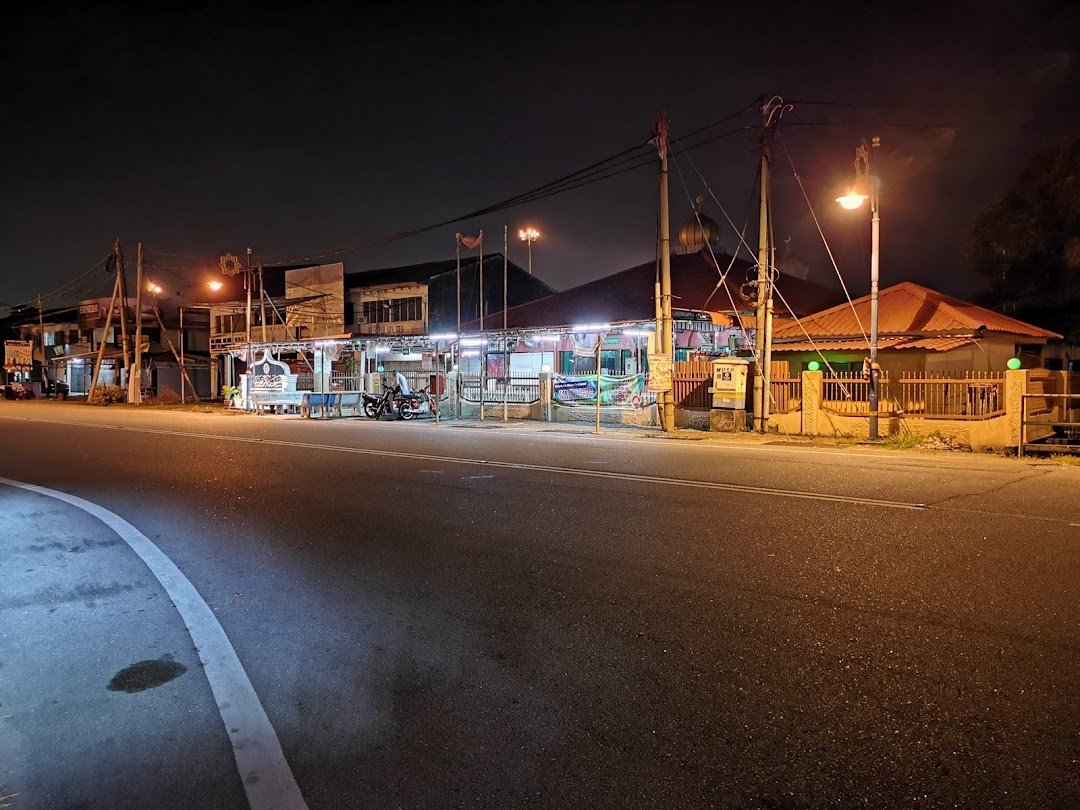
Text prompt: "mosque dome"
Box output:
[[678, 196, 721, 249]]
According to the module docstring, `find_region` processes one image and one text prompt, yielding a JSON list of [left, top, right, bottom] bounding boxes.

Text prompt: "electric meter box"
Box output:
[[710, 358, 749, 410]]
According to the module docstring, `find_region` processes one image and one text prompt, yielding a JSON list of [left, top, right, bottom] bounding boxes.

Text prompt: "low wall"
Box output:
[[554, 404, 658, 426], [752, 369, 1030, 450], [459, 400, 540, 420], [805, 410, 1012, 450]]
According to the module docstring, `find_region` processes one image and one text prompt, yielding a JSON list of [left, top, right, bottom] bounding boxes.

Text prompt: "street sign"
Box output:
[[646, 353, 672, 393]]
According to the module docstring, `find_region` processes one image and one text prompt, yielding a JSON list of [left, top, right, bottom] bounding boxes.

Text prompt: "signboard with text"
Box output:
[[4, 340, 32, 369]]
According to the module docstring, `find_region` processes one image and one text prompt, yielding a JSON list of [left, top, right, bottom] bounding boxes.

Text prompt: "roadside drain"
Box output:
[[107, 657, 188, 693]]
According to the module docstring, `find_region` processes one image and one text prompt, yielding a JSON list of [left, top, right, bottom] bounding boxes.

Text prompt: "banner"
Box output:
[[553, 373, 645, 407]]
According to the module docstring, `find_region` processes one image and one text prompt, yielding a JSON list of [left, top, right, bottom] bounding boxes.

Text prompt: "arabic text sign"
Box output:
[[646, 353, 672, 393]]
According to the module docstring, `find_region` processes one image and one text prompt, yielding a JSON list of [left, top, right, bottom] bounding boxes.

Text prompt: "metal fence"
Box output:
[[460, 373, 541, 404]]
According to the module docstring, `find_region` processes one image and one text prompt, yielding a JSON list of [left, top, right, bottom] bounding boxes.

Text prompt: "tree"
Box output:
[[966, 135, 1080, 341]]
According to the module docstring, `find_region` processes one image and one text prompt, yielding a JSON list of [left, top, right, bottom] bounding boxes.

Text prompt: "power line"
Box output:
[[259, 108, 759, 267], [790, 98, 1074, 113]]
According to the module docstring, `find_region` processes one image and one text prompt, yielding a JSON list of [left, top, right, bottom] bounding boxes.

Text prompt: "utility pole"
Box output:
[[259, 263, 267, 342], [114, 240, 131, 386], [752, 96, 789, 433], [245, 247, 253, 352], [90, 270, 122, 397], [868, 136, 882, 440], [656, 112, 675, 432], [130, 242, 144, 403], [503, 225, 509, 422], [37, 294, 46, 391]]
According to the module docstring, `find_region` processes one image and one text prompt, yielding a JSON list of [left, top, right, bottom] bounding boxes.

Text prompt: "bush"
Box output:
[[102, 385, 127, 404], [150, 386, 181, 405], [87, 388, 106, 406]]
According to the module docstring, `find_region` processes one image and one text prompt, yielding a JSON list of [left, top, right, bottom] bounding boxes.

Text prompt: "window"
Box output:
[[362, 296, 424, 324], [44, 331, 56, 346]]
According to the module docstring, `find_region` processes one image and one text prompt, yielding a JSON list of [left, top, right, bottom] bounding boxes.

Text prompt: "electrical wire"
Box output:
[[258, 112, 757, 267], [777, 133, 869, 347]]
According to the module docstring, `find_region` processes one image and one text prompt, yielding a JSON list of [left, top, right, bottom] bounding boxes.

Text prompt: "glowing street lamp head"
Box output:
[[519, 226, 540, 243], [207, 280, 224, 292], [836, 191, 869, 210], [146, 281, 163, 295]]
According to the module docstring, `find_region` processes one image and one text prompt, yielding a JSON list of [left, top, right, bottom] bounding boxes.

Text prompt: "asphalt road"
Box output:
[[1, 402, 1078, 809]]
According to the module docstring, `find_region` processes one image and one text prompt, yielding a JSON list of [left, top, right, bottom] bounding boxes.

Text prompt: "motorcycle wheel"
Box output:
[[364, 401, 379, 418], [399, 402, 416, 420]]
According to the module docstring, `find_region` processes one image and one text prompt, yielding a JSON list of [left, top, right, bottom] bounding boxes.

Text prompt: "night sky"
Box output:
[[3, 0, 1079, 312]]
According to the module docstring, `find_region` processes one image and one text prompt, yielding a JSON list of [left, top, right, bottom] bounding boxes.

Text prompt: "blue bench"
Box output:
[[300, 391, 364, 418]]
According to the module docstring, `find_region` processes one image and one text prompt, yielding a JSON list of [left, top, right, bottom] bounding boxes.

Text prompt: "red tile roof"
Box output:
[[464, 250, 843, 331], [772, 336, 976, 353], [773, 282, 1061, 341]]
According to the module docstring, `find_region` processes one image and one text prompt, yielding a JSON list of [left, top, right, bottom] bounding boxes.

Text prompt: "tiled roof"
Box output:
[[773, 281, 1061, 341], [463, 250, 843, 331], [773, 336, 976, 353]]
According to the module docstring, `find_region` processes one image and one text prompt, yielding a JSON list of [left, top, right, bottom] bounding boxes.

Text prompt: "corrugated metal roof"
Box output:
[[772, 282, 1061, 341]]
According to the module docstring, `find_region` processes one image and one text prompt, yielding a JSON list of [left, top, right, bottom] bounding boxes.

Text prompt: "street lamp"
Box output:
[[207, 280, 224, 292], [837, 136, 882, 439], [518, 227, 540, 275]]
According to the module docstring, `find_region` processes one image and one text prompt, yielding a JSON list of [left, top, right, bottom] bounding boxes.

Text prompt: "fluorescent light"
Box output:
[[374, 345, 391, 352], [429, 333, 457, 340], [537, 335, 562, 342], [460, 337, 487, 347], [461, 350, 480, 357], [572, 323, 611, 332]]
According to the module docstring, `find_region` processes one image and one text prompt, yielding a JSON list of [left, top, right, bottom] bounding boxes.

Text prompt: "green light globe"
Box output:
[[1006, 357, 1022, 370], [807, 361, 820, 371], [377, 364, 385, 372]]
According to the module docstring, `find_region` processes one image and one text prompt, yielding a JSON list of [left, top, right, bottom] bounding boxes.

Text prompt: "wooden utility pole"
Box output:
[[503, 225, 509, 422], [153, 306, 200, 401], [114, 240, 132, 383], [656, 113, 675, 432], [130, 242, 144, 404], [37, 294, 46, 390], [752, 96, 788, 433], [89, 271, 122, 396]]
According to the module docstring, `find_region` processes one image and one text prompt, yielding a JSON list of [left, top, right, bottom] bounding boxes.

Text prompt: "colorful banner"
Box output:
[[553, 373, 646, 407]]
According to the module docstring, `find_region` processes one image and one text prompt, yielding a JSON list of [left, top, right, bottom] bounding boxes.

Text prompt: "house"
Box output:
[[770, 281, 1063, 374], [459, 207, 844, 375], [344, 254, 555, 337], [9, 297, 213, 398]]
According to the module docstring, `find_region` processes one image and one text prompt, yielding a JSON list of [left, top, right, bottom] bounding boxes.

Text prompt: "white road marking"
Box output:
[[0, 477, 308, 810], [0, 418, 923, 510]]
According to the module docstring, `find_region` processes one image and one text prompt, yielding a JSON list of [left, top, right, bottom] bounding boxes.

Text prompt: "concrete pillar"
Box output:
[[1005, 368, 1029, 449], [538, 371, 553, 422], [447, 371, 461, 419], [801, 370, 822, 436]]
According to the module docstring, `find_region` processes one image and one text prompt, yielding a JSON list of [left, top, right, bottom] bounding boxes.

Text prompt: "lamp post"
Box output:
[[518, 227, 540, 275], [837, 136, 882, 440]]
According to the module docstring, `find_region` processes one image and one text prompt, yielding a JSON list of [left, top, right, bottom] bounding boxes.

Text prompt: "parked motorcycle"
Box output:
[[395, 388, 422, 420], [362, 387, 395, 419]]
